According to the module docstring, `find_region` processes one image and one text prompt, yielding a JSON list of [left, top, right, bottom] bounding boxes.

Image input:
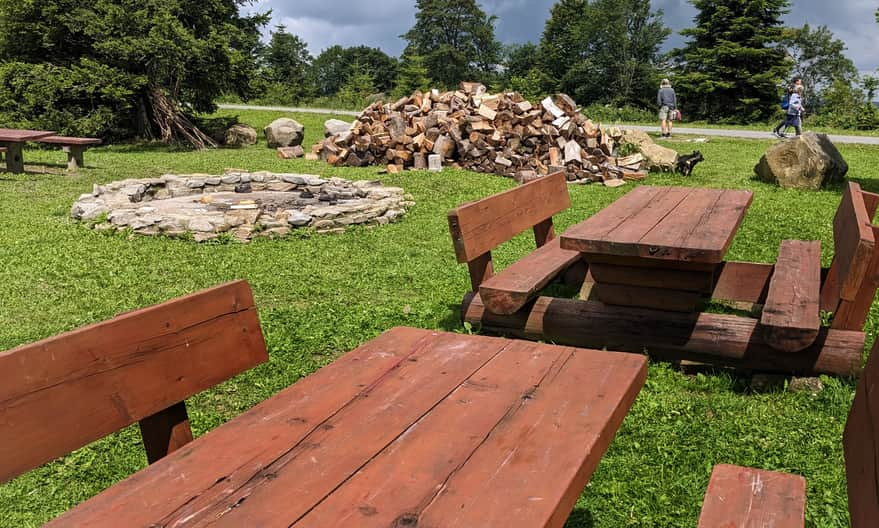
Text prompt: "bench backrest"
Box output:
[[447, 171, 570, 288], [0, 280, 268, 484], [820, 182, 879, 330], [843, 338, 879, 526]]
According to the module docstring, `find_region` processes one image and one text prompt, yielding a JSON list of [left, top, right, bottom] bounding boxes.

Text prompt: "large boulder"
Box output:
[[264, 118, 304, 148], [754, 132, 848, 189], [224, 124, 257, 147], [324, 119, 352, 138]]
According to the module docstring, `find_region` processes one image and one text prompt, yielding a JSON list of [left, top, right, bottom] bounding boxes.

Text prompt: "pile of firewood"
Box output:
[[310, 83, 648, 184]]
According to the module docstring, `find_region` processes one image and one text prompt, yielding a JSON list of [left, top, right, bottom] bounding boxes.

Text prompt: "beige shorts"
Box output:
[[659, 106, 672, 121]]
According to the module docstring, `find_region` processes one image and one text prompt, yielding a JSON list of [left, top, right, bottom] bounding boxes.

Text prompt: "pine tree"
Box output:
[[393, 53, 431, 97], [673, 0, 790, 122], [401, 0, 501, 89]]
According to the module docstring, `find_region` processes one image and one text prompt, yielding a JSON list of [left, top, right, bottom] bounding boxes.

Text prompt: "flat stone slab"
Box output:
[[71, 170, 415, 242]]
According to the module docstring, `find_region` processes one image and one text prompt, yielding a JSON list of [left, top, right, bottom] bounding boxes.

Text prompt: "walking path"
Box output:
[[218, 104, 879, 146]]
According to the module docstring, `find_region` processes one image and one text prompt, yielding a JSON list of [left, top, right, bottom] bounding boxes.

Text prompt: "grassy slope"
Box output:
[[1, 110, 875, 527]]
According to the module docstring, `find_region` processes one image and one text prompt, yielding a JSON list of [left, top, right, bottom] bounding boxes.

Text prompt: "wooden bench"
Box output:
[[698, 336, 879, 527], [0, 280, 267, 484], [35, 135, 101, 170], [759, 239, 822, 352], [448, 171, 585, 315]]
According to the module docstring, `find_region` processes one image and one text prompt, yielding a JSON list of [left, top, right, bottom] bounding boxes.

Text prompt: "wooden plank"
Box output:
[[684, 189, 753, 252], [579, 186, 691, 256], [639, 188, 726, 262], [448, 171, 569, 262], [466, 251, 494, 290], [760, 240, 821, 353], [843, 339, 879, 528], [712, 261, 774, 303], [829, 181, 875, 302], [463, 295, 864, 376], [560, 186, 662, 252], [0, 280, 267, 484], [46, 327, 440, 526], [479, 238, 581, 314], [36, 135, 102, 146], [697, 464, 806, 528], [590, 263, 714, 293], [290, 340, 574, 527], [416, 347, 647, 528], [581, 253, 718, 272], [593, 282, 703, 312], [833, 224, 879, 330]]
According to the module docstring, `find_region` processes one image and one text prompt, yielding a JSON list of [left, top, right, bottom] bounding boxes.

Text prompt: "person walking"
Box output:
[[657, 79, 676, 138], [773, 84, 804, 138]]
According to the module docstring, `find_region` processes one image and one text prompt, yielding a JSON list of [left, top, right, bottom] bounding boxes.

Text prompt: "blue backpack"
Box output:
[[781, 93, 790, 110]]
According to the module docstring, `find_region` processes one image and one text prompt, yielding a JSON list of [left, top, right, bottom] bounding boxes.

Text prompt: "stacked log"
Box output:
[[311, 83, 649, 184]]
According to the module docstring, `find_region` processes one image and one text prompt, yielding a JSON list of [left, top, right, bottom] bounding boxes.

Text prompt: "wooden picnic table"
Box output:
[[47, 326, 646, 527], [561, 186, 753, 311], [0, 128, 55, 173]]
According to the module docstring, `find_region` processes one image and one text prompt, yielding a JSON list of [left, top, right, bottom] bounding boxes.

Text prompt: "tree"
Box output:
[[393, 53, 432, 97], [780, 25, 857, 111], [672, 0, 790, 122], [504, 43, 541, 80], [0, 0, 267, 147], [402, 0, 501, 89], [539, 0, 669, 107], [311, 46, 398, 97], [263, 26, 313, 103]]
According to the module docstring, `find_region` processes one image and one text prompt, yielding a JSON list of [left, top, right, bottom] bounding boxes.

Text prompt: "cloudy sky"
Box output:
[[245, 0, 879, 74]]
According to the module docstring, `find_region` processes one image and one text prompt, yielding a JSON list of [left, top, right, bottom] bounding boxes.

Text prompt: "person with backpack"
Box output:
[[657, 78, 676, 138], [772, 83, 804, 138]]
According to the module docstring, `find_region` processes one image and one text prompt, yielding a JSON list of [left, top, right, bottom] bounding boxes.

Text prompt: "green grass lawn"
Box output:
[[1, 109, 876, 527]]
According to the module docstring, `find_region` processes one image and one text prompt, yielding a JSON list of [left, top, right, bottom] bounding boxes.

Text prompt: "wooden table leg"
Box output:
[[2, 142, 23, 173], [63, 145, 86, 170]]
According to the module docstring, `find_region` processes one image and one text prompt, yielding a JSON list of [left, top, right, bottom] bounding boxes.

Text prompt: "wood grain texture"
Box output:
[[479, 238, 581, 314], [760, 240, 821, 353], [36, 135, 101, 145], [697, 464, 806, 528], [829, 181, 875, 303], [138, 402, 194, 464], [448, 170, 569, 263], [561, 186, 752, 263], [0, 280, 267, 484], [47, 327, 646, 528], [590, 263, 715, 293], [832, 224, 879, 331], [463, 294, 864, 376], [843, 339, 879, 528], [713, 261, 774, 304]]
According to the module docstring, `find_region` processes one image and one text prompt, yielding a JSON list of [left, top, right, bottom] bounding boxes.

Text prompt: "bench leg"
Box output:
[[63, 145, 85, 170], [4, 142, 24, 173], [138, 401, 194, 464]]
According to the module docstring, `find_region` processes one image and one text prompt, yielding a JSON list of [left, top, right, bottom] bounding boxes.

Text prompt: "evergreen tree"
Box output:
[[393, 53, 432, 97], [311, 46, 398, 96], [402, 0, 501, 89], [673, 0, 790, 122], [539, 0, 669, 107], [0, 0, 267, 147], [264, 26, 313, 103]]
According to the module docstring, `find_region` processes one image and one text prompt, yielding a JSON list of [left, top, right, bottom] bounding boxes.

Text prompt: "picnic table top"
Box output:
[[48, 326, 647, 528], [0, 128, 55, 142], [561, 186, 754, 264]]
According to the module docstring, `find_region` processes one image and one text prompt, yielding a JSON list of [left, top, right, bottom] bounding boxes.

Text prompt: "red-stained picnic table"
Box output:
[[561, 186, 754, 312], [0, 128, 55, 173], [48, 327, 646, 528]]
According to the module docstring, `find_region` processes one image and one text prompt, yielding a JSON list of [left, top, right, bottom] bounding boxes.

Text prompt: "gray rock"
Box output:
[[324, 119, 352, 137], [281, 174, 307, 185], [187, 179, 205, 189], [224, 124, 257, 147], [220, 174, 240, 184], [188, 218, 215, 232], [205, 178, 221, 185], [264, 118, 305, 148], [286, 211, 312, 226], [789, 377, 824, 393], [755, 132, 848, 189]]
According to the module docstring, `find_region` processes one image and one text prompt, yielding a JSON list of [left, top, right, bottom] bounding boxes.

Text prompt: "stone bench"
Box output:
[[36, 135, 101, 170]]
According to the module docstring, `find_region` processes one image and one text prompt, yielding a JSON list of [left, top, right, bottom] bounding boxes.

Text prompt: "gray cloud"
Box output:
[[246, 1, 879, 72]]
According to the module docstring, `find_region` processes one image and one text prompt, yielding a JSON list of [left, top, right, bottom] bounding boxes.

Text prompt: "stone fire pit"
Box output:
[[71, 170, 414, 241]]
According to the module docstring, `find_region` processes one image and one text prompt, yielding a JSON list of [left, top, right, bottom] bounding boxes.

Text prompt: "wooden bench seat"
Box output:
[[35, 134, 101, 170], [760, 240, 821, 352], [698, 464, 807, 527], [449, 170, 585, 315], [698, 336, 879, 527], [479, 237, 581, 315], [0, 280, 267, 484]]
